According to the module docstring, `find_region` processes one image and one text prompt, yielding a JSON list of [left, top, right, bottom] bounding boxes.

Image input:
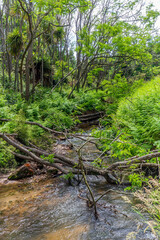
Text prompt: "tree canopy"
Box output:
[[0, 0, 159, 99]]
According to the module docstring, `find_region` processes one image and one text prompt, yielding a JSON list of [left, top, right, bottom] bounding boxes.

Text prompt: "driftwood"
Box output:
[[0, 132, 160, 184], [77, 112, 104, 122], [0, 133, 114, 181]]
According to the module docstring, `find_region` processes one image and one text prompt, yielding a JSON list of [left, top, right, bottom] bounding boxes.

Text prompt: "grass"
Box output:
[[134, 178, 160, 237]]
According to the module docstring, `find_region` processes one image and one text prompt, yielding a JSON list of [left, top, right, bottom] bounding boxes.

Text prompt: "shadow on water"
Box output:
[[0, 128, 158, 240]]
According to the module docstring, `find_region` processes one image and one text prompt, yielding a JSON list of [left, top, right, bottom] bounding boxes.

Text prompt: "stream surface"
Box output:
[[0, 129, 158, 240]]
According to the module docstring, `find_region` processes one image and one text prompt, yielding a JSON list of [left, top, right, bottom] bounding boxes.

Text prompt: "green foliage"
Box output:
[[116, 77, 160, 148], [103, 76, 144, 102], [7, 29, 23, 57], [94, 76, 160, 161], [0, 140, 16, 169], [61, 171, 74, 180], [93, 76, 160, 188], [0, 83, 107, 168], [40, 154, 55, 163], [125, 173, 148, 191], [102, 76, 144, 116], [0, 108, 32, 143], [92, 125, 147, 160], [10, 2, 21, 16], [73, 90, 106, 113], [14, 110, 31, 142], [53, 27, 64, 41], [28, 87, 106, 129], [92, 158, 105, 168]]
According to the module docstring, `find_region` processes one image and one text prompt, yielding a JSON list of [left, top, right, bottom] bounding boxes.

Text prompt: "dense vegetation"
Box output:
[[0, 0, 160, 181], [94, 77, 160, 158], [0, 85, 107, 167]]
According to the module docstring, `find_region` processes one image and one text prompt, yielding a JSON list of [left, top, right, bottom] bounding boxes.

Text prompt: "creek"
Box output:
[[0, 128, 158, 240]]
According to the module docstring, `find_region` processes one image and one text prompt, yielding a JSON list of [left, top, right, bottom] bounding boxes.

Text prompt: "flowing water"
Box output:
[[0, 130, 158, 240]]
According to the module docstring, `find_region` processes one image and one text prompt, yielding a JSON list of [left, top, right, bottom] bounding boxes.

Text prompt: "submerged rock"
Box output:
[[8, 163, 35, 180]]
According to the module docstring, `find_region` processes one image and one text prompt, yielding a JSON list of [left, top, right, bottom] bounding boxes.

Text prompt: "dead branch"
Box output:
[[0, 118, 62, 134], [77, 139, 98, 219], [1, 131, 160, 185], [107, 152, 160, 171], [0, 132, 117, 183], [0, 133, 69, 174], [0, 118, 95, 139]]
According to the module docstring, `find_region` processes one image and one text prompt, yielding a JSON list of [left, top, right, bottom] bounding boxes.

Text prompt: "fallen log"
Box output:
[[12, 152, 68, 166], [0, 133, 69, 174], [0, 118, 93, 139], [77, 112, 104, 122], [0, 133, 118, 183], [0, 118, 62, 135], [1, 132, 160, 184], [107, 152, 160, 171]]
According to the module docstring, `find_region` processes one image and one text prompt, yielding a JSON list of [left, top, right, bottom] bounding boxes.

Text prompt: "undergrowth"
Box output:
[[92, 76, 160, 189], [94, 76, 160, 158], [0, 85, 106, 168]]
